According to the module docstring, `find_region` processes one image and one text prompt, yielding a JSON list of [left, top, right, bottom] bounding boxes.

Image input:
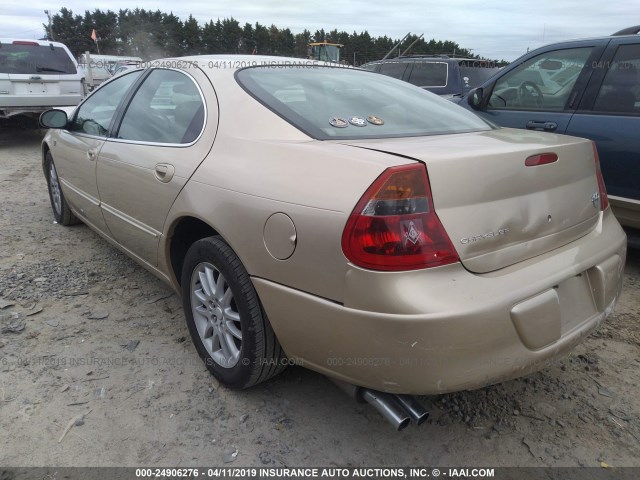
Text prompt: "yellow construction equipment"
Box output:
[[308, 42, 343, 63]]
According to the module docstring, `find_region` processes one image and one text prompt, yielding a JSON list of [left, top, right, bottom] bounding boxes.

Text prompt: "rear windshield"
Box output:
[[378, 61, 409, 79], [406, 62, 448, 87], [0, 42, 77, 75], [236, 66, 492, 140]]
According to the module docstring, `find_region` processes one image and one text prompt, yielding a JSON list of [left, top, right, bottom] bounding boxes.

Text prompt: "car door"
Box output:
[[566, 40, 640, 225], [96, 67, 217, 267], [471, 42, 607, 133], [52, 70, 142, 233]]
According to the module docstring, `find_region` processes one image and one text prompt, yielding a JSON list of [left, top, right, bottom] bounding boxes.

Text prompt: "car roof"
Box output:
[[0, 38, 70, 49], [529, 28, 640, 51], [611, 25, 640, 36], [170, 54, 351, 74], [377, 56, 478, 62], [361, 56, 498, 67], [452, 28, 639, 67], [363, 27, 639, 68]]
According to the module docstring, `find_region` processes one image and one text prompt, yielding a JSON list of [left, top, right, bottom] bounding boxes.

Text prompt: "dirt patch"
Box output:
[[1, 127, 639, 467]]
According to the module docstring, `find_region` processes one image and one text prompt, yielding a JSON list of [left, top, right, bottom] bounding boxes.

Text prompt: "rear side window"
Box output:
[[593, 44, 640, 114], [117, 69, 205, 144], [407, 62, 448, 87], [378, 62, 409, 79], [0, 42, 77, 74], [236, 65, 492, 140]]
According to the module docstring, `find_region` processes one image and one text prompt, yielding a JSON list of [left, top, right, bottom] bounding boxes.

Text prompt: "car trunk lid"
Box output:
[[340, 128, 601, 273], [6, 73, 62, 94]]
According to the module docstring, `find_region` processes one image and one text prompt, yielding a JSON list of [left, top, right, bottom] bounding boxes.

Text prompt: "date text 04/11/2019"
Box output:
[[135, 467, 496, 478]]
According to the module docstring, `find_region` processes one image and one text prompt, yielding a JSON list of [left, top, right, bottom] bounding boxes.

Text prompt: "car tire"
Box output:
[[45, 151, 79, 226], [181, 236, 287, 389]]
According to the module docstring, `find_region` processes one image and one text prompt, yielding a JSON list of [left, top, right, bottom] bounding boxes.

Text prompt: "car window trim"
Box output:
[[110, 67, 208, 147], [571, 109, 640, 118]]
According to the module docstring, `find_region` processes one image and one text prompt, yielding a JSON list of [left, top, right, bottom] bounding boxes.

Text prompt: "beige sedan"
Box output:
[[40, 55, 626, 427]]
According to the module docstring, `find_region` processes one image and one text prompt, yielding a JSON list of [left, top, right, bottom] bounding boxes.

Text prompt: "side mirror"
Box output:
[[39, 109, 69, 129], [467, 88, 484, 110]]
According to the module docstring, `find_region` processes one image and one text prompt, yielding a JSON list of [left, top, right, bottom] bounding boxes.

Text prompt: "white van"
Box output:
[[0, 39, 85, 126]]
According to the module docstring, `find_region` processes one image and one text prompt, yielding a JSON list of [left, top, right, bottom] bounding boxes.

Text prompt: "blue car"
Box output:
[[361, 56, 501, 100], [461, 26, 640, 230]]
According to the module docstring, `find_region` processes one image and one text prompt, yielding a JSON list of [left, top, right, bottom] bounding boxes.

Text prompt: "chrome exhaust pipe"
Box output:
[[331, 379, 413, 430], [360, 389, 411, 431], [394, 394, 429, 425]]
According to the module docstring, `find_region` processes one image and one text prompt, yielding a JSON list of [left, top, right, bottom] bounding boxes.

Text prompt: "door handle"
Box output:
[[526, 120, 557, 132], [154, 163, 175, 183], [86, 148, 98, 161]]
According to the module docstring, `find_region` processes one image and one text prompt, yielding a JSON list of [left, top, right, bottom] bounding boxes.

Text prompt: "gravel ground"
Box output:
[[1, 127, 639, 467]]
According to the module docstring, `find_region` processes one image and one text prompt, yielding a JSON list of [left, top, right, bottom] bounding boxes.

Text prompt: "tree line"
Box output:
[[47, 8, 505, 66]]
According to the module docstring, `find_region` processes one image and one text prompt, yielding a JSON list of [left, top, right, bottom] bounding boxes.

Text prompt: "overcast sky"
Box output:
[[2, 0, 637, 60]]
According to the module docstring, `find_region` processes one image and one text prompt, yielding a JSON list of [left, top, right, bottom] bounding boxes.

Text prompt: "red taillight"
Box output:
[[592, 142, 609, 211], [12, 41, 39, 46], [341, 163, 459, 271], [525, 152, 558, 167]]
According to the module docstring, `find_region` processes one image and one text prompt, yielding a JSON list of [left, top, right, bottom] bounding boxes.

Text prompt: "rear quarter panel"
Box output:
[[162, 69, 406, 301]]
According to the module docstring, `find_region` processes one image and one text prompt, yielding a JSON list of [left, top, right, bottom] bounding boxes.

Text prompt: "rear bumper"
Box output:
[[254, 209, 627, 395], [0, 94, 83, 112], [610, 195, 640, 229]]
